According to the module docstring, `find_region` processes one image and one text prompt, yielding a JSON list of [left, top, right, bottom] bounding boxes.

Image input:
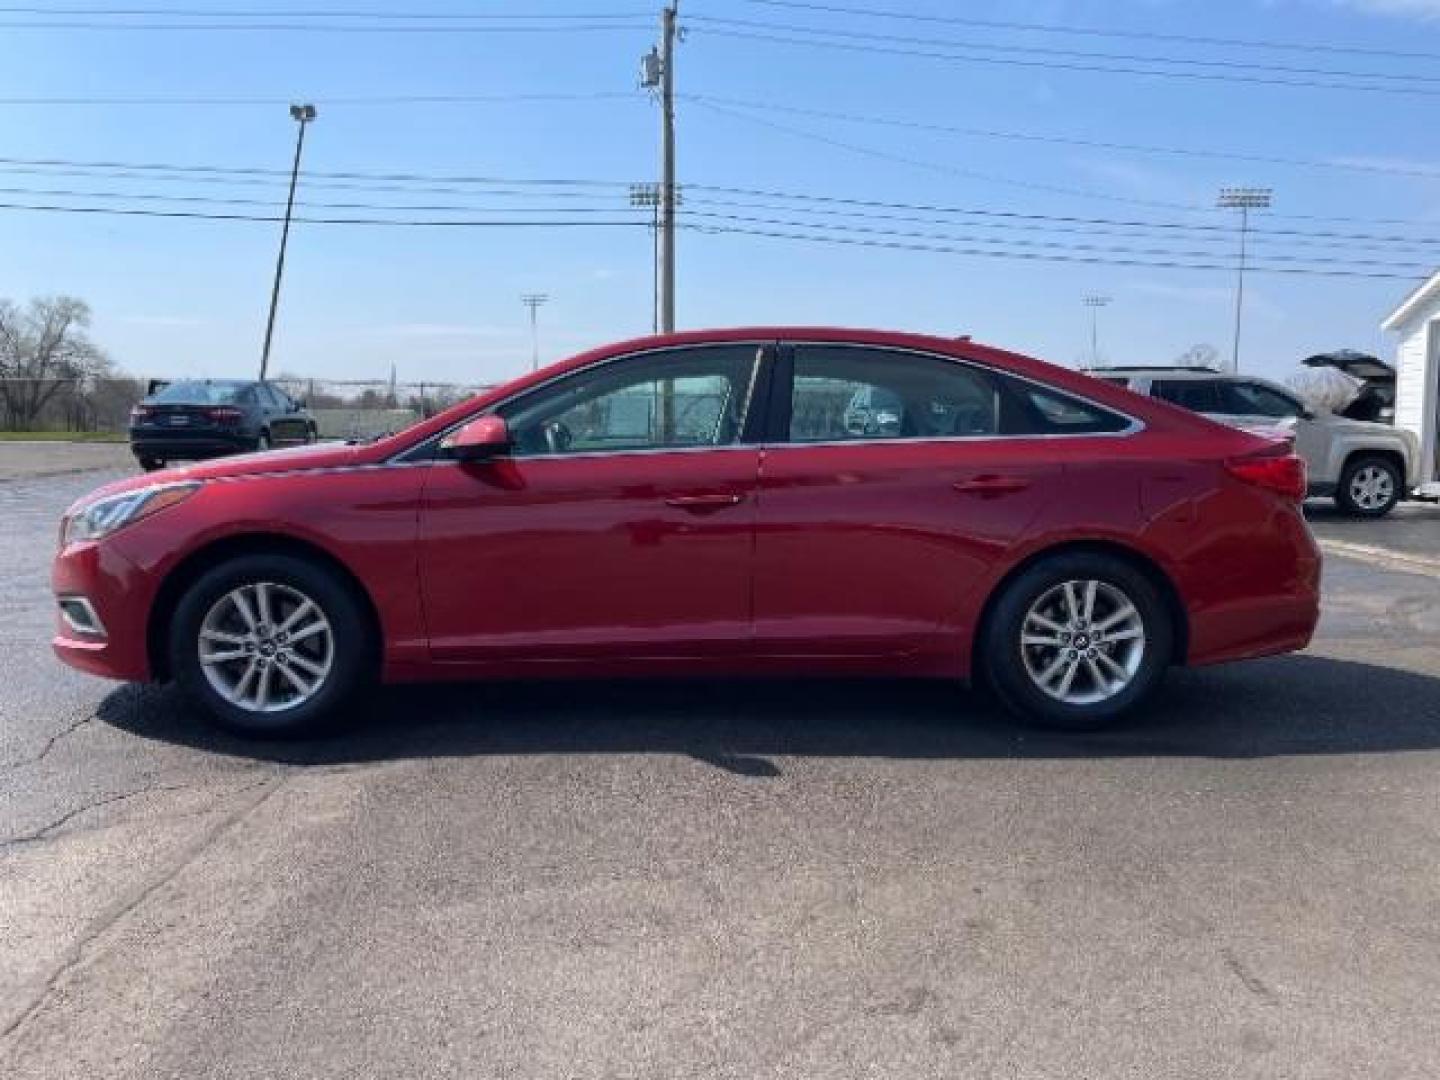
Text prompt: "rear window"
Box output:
[[150, 381, 248, 405]]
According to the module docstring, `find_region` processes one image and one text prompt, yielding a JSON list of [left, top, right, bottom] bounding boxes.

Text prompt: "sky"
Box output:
[[2, 0, 1440, 389]]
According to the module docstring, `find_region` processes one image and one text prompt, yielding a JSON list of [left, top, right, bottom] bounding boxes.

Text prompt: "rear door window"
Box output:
[[1151, 379, 1224, 414]]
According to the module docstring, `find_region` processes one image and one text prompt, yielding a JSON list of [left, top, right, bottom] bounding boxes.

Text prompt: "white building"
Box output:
[[1381, 270, 1440, 495]]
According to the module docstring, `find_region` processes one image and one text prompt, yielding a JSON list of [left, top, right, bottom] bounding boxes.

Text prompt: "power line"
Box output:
[[692, 24, 1440, 98], [0, 5, 649, 16], [734, 0, 1440, 63], [9, 151, 1440, 236], [689, 97, 1213, 213], [690, 14, 1440, 85], [0, 90, 642, 106], [0, 18, 651, 33], [681, 93, 1440, 182], [0, 198, 1428, 278], [688, 221, 1427, 280]]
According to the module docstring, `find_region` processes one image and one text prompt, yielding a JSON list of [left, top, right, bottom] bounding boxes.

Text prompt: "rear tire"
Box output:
[[136, 455, 165, 472], [169, 554, 372, 737], [981, 552, 1173, 730], [1335, 454, 1401, 517], [254, 430, 272, 453]]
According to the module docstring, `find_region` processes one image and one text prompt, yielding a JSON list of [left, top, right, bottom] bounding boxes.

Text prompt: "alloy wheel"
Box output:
[[1019, 579, 1147, 706], [197, 581, 334, 713], [1349, 465, 1395, 512]]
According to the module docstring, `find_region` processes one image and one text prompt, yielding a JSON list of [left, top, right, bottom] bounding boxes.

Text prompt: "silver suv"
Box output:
[[1091, 367, 1421, 517]]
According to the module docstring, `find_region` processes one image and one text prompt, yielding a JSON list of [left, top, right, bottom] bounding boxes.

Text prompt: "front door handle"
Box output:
[[952, 475, 1031, 497], [664, 493, 746, 513]]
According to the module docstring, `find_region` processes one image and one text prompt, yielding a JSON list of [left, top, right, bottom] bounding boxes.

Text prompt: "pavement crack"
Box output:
[[1220, 946, 1277, 1005], [0, 774, 285, 1046], [2, 713, 96, 771]]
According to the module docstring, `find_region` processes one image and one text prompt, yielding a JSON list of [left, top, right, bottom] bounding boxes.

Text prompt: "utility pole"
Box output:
[[1218, 187, 1272, 375], [1082, 295, 1111, 368], [640, 4, 679, 333], [259, 103, 316, 381], [521, 294, 549, 372]]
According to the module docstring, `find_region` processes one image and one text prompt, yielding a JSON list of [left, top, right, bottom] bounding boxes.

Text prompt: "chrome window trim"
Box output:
[[781, 340, 1146, 442], [388, 340, 772, 465]]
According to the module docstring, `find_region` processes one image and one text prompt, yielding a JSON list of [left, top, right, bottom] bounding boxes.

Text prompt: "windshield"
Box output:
[[150, 380, 248, 405]]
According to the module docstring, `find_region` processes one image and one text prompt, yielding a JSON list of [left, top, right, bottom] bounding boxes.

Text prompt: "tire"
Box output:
[[305, 423, 318, 444], [137, 455, 165, 472], [254, 430, 272, 453], [1335, 454, 1402, 517], [169, 553, 373, 737], [980, 551, 1174, 730]]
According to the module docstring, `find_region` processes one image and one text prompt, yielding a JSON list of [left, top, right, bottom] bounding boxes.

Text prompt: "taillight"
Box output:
[[204, 407, 244, 425], [130, 405, 153, 422], [1225, 453, 1307, 502]]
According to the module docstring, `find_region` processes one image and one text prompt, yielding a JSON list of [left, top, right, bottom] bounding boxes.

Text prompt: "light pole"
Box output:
[[521, 293, 549, 372], [1218, 187, 1272, 375], [259, 103, 316, 381], [1082, 295, 1111, 368]]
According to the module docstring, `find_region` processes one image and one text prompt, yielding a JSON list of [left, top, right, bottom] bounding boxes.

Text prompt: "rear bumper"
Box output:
[[1185, 511, 1322, 667], [129, 428, 251, 459], [51, 539, 157, 682]]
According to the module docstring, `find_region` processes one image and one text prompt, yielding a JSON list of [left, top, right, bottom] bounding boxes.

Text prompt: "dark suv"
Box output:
[[129, 379, 317, 471]]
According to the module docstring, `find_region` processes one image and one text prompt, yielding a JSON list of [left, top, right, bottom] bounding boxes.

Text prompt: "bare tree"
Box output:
[[1174, 343, 1220, 369], [0, 296, 111, 429]]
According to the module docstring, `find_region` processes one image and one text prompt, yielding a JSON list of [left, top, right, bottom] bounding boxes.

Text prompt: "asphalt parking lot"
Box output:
[[3, 446, 1440, 1079]]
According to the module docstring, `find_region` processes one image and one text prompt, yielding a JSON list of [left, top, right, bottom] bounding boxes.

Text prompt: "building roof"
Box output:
[[1382, 268, 1440, 331]]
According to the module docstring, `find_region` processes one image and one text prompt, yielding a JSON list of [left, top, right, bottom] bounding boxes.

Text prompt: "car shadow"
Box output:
[[96, 654, 1440, 775]]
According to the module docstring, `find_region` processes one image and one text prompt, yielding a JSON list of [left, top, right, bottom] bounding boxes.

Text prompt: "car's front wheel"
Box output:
[[981, 552, 1173, 729], [136, 455, 165, 472], [1336, 455, 1402, 517], [169, 554, 372, 736]]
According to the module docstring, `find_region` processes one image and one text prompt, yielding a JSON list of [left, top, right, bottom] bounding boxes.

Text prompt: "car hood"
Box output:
[[68, 441, 376, 511]]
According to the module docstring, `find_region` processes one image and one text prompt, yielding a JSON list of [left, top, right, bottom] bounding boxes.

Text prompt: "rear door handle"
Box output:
[[664, 493, 746, 513], [952, 475, 1031, 496]]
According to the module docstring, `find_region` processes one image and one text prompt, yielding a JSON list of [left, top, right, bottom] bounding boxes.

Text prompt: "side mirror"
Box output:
[[440, 415, 511, 461]]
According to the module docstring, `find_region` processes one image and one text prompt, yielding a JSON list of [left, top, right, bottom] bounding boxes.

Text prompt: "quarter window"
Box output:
[[1222, 382, 1302, 419], [499, 345, 760, 457]]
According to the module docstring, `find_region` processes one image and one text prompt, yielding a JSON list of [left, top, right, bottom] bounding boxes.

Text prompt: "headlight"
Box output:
[[62, 482, 201, 546]]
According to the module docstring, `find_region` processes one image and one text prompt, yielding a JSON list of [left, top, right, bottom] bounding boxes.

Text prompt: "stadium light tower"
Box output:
[[259, 103, 317, 381], [1218, 187, 1272, 374], [521, 293, 549, 372], [1082, 295, 1112, 368]]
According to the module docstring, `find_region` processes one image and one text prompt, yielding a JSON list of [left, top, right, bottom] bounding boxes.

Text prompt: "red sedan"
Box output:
[[53, 328, 1320, 736]]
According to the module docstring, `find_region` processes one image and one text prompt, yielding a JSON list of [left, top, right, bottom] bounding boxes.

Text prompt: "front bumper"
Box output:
[[51, 538, 158, 682]]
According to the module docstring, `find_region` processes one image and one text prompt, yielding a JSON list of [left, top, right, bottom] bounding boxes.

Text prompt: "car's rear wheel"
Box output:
[[169, 554, 372, 737], [1336, 455, 1401, 517], [981, 552, 1173, 729], [136, 455, 165, 472], [254, 430, 271, 453]]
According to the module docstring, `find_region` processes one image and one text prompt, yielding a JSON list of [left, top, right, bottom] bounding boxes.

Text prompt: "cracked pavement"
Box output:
[[3, 452, 1440, 1078]]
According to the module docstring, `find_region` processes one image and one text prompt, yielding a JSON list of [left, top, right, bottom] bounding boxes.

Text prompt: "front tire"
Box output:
[[169, 554, 372, 737], [1335, 455, 1401, 517], [136, 455, 165, 472], [981, 552, 1173, 730]]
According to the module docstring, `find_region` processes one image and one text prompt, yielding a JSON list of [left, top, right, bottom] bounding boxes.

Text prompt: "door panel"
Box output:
[[752, 344, 1080, 657], [419, 449, 759, 661], [753, 441, 1061, 656]]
